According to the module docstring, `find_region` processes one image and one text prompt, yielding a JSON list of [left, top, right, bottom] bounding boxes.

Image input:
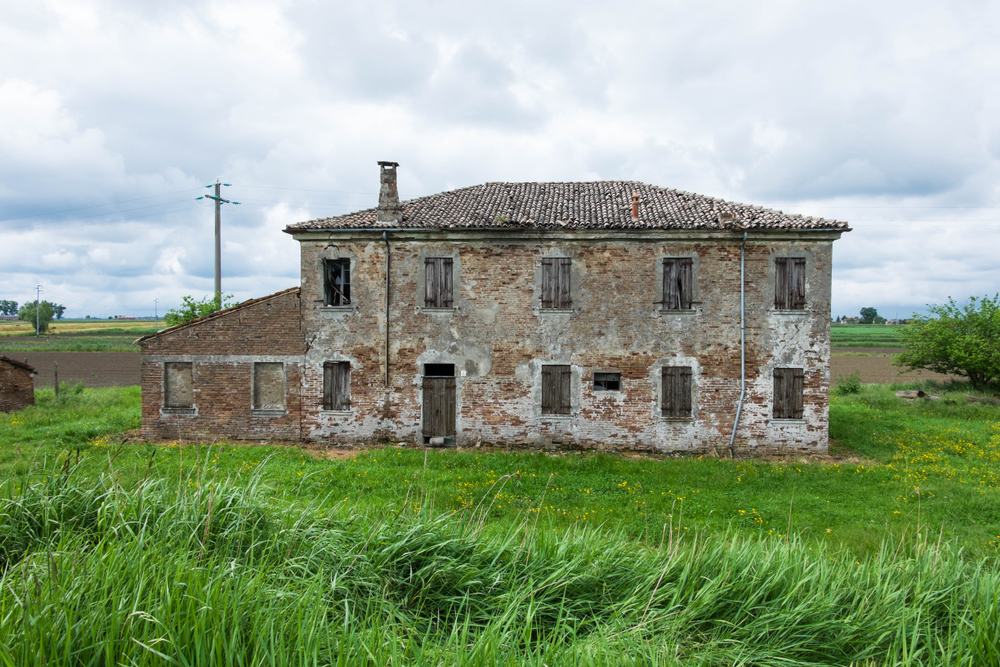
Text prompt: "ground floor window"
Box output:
[[323, 361, 350, 410], [253, 362, 285, 411], [542, 364, 571, 414], [661, 366, 692, 419], [164, 362, 194, 409], [773, 367, 804, 419]]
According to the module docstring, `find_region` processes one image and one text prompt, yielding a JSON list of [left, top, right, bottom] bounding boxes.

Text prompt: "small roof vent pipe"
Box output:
[[631, 192, 640, 221], [377, 161, 402, 225]]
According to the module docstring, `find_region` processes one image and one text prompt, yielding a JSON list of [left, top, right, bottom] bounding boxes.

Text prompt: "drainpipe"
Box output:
[[384, 231, 390, 387], [728, 231, 748, 457]]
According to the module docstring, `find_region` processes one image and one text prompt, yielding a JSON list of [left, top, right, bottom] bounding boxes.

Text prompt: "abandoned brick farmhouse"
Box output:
[[139, 162, 850, 453]]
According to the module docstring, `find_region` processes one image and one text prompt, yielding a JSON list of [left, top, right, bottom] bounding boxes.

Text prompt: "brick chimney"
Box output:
[[377, 161, 402, 224], [631, 192, 640, 221]]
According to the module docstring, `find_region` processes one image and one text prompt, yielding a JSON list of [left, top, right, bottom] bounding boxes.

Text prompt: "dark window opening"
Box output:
[[542, 364, 571, 414], [593, 372, 621, 391], [324, 259, 351, 306], [323, 361, 351, 410], [541, 257, 571, 309], [774, 257, 806, 310], [423, 363, 455, 377], [662, 258, 693, 310], [773, 367, 804, 419], [425, 257, 454, 308], [164, 362, 193, 408], [661, 366, 692, 419]]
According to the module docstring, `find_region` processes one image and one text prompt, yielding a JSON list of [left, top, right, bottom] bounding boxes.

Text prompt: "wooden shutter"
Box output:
[[774, 258, 788, 309], [324, 361, 351, 410], [773, 368, 803, 419], [663, 259, 693, 310], [323, 362, 334, 410], [791, 368, 804, 419], [541, 258, 571, 308], [679, 259, 693, 309], [541, 258, 555, 309], [541, 365, 555, 413], [558, 365, 572, 414], [425, 258, 439, 307], [791, 258, 806, 310], [663, 259, 679, 310], [440, 258, 453, 308], [773, 368, 787, 418], [557, 258, 571, 308], [662, 366, 692, 418]]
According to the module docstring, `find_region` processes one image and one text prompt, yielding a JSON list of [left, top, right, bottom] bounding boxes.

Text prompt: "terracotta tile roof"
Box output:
[[0, 355, 36, 373], [286, 181, 850, 232]]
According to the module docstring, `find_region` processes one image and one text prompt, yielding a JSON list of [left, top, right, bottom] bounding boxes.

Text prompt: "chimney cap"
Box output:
[[378, 161, 399, 168]]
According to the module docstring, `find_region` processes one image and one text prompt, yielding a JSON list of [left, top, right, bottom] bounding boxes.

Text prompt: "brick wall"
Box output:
[[140, 288, 305, 441], [0, 360, 35, 413]]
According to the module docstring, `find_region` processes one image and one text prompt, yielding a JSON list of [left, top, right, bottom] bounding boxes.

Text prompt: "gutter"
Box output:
[[728, 231, 748, 457], [384, 231, 390, 387]]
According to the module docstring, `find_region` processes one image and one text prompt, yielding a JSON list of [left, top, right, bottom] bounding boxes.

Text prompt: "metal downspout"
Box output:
[[728, 231, 748, 457], [384, 231, 390, 387]]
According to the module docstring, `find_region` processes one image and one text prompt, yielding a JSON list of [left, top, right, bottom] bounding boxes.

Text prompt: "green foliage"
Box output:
[[833, 369, 863, 395], [163, 293, 235, 327], [0, 299, 17, 316], [894, 295, 1000, 389], [860, 306, 879, 324], [17, 300, 55, 334], [52, 303, 66, 319]]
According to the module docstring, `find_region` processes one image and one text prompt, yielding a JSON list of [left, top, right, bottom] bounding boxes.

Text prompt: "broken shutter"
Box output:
[[324, 259, 351, 306], [773, 368, 804, 419], [661, 366, 692, 418], [541, 258, 571, 309], [774, 258, 806, 310], [663, 258, 693, 310], [323, 361, 350, 410], [164, 362, 194, 408], [425, 258, 454, 308], [542, 364, 571, 414]]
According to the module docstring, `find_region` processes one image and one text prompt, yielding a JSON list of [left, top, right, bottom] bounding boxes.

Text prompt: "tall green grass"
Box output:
[[2, 464, 999, 666]]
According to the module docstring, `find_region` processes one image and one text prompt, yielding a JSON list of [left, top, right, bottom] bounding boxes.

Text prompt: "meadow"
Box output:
[[0, 319, 157, 352], [1, 382, 999, 664], [831, 323, 906, 348]]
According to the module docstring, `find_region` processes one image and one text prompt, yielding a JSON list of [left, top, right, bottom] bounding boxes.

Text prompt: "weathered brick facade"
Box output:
[[140, 166, 848, 453], [0, 356, 36, 413]]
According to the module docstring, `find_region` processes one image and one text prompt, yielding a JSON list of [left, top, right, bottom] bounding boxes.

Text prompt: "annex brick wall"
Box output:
[[295, 231, 834, 453], [140, 289, 306, 441], [0, 358, 35, 413]]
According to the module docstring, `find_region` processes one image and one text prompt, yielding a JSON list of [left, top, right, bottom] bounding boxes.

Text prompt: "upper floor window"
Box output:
[[661, 366, 692, 419], [424, 257, 454, 308], [324, 259, 351, 307], [773, 367, 804, 419], [774, 258, 805, 310], [541, 257, 571, 309], [662, 258, 693, 310]]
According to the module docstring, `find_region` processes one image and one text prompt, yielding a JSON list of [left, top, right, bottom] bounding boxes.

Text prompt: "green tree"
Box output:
[[163, 294, 235, 327], [0, 300, 17, 316], [894, 295, 1000, 389], [859, 307, 878, 324], [18, 300, 55, 334], [52, 304, 66, 319]]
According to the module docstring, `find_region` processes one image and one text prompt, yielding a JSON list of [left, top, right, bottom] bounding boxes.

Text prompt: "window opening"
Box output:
[[593, 372, 621, 391], [323, 361, 351, 410], [542, 364, 571, 414], [424, 257, 454, 308], [423, 363, 455, 377], [253, 362, 285, 411], [662, 258, 693, 310], [661, 366, 692, 418], [774, 258, 805, 310], [324, 259, 351, 306], [773, 368, 804, 419], [541, 257, 571, 309]]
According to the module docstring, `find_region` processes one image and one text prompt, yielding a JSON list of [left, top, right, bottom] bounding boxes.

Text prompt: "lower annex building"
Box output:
[[139, 162, 850, 453]]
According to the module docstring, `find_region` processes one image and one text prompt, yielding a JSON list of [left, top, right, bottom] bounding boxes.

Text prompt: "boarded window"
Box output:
[[661, 366, 692, 419], [774, 258, 806, 310], [541, 257, 571, 309], [323, 361, 350, 410], [773, 368, 804, 419], [424, 257, 454, 308], [164, 362, 193, 408], [253, 362, 285, 411], [541, 364, 571, 414], [662, 258, 693, 310], [593, 372, 621, 391], [324, 259, 351, 306]]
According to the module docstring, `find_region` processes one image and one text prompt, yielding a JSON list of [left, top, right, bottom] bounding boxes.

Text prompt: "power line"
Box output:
[[0, 198, 199, 231], [0, 187, 203, 223], [236, 184, 377, 195], [2, 204, 206, 233]]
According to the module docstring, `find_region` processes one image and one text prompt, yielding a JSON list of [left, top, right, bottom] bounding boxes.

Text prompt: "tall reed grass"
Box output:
[[1, 459, 998, 666]]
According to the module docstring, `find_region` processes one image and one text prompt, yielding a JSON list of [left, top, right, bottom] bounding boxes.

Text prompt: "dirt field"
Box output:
[[831, 348, 959, 385], [9, 352, 140, 388], [1, 349, 959, 390]]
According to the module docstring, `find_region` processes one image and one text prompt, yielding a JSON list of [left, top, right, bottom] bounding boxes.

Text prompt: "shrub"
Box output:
[[163, 294, 235, 327], [834, 369, 862, 395]]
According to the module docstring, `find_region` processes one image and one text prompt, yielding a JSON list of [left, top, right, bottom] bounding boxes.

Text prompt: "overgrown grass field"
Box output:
[[1, 383, 999, 664]]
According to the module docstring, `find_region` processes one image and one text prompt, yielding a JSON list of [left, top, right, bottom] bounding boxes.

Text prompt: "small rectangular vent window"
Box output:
[[423, 364, 455, 377], [593, 372, 621, 391]]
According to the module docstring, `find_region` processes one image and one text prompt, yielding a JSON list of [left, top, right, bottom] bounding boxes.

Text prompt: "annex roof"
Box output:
[[285, 181, 850, 232], [0, 355, 36, 374]]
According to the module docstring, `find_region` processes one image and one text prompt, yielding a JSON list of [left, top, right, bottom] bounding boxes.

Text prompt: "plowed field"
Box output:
[[7, 352, 140, 388]]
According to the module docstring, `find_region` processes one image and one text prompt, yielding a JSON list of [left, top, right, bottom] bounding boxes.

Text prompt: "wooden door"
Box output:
[[422, 377, 456, 437]]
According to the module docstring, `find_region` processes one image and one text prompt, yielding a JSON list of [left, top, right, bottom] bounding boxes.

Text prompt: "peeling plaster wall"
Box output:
[[295, 230, 837, 453]]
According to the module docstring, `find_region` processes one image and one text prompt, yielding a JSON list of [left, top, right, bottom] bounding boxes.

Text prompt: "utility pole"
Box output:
[[197, 180, 239, 304], [35, 285, 42, 337]]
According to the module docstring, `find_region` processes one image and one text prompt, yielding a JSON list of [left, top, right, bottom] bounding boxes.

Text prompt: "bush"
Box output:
[[834, 369, 862, 395], [163, 294, 235, 327], [894, 295, 1000, 390]]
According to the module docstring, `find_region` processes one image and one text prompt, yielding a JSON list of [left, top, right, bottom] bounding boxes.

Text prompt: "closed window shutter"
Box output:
[[792, 258, 806, 310], [541, 258, 571, 308], [791, 368, 804, 418], [441, 258, 454, 308], [679, 366, 692, 416], [541, 258, 555, 309], [773, 368, 803, 419], [557, 258, 571, 308], [774, 258, 788, 309], [662, 366, 692, 418], [541, 365, 555, 413], [323, 362, 334, 410], [663, 260, 678, 310], [773, 368, 787, 418], [558, 365, 572, 414], [323, 361, 351, 410], [680, 259, 693, 309]]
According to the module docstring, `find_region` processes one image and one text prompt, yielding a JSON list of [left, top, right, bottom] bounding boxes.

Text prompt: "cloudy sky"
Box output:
[[1, 0, 998, 319]]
